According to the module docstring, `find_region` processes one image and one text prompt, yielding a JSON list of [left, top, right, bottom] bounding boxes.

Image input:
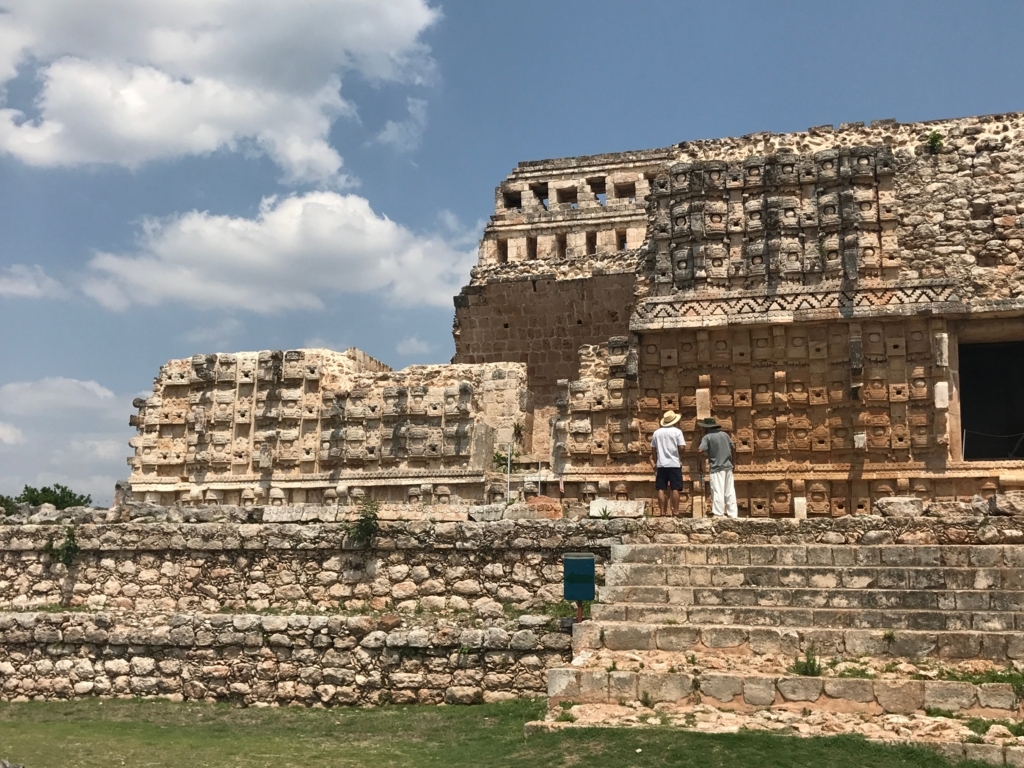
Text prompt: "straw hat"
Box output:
[[660, 410, 682, 427]]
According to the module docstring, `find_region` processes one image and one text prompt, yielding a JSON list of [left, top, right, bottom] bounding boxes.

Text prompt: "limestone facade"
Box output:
[[130, 111, 1024, 515]]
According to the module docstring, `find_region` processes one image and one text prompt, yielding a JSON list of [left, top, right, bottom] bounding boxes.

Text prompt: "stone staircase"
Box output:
[[548, 541, 1024, 721]]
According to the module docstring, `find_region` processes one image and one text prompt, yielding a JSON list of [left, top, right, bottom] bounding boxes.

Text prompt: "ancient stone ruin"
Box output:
[[4, 112, 1024, 765], [128, 111, 1024, 517]]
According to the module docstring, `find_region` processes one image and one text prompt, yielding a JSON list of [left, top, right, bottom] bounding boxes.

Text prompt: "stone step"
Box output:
[[597, 586, 1024, 612], [602, 563, 1024, 591], [572, 620, 1024, 660], [590, 602, 1024, 631], [545, 667, 1020, 717], [610, 543, 1024, 568]]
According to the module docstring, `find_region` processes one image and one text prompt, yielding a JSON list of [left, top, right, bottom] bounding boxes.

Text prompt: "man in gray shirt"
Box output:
[[698, 417, 738, 518]]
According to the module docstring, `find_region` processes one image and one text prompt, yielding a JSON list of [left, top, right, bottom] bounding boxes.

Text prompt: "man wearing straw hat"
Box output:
[[649, 410, 686, 516], [698, 417, 738, 518]]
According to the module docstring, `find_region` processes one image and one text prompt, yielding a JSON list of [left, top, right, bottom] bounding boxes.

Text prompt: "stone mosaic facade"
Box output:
[[129, 111, 1024, 516]]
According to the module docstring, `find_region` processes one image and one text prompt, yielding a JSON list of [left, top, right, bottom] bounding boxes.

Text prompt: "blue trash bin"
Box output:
[[563, 552, 595, 602]]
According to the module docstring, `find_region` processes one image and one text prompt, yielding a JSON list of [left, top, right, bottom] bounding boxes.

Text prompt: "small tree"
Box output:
[[16, 484, 92, 510], [0, 494, 15, 515]]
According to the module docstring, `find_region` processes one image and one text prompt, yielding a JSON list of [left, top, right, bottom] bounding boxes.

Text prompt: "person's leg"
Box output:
[[670, 489, 680, 516], [709, 471, 725, 516], [724, 469, 738, 518], [657, 489, 668, 516]]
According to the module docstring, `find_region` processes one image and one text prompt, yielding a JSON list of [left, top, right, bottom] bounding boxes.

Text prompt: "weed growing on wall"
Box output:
[[43, 526, 80, 567], [345, 499, 380, 546]]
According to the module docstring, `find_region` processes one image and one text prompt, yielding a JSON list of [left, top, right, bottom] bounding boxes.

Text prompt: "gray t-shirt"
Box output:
[[698, 429, 734, 473], [650, 426, 686, 468]]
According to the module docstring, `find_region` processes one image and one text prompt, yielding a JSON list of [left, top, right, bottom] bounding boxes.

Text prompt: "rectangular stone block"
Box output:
[[844, 630, 888, 656], [638, 673, 693, 704], [608, 671, 637, 702], [1006, 746, 1024, 768], [578, 670, 608, 702], [547, 668, 580, 698], [963, 743, 1005, 766], [700, 673, 743, 703], [873, 680, 924, 714], [700, 627, 748, 648], [602, 624, 656, 651], [823, 678, 875, 703], [743, 676, 777, 707], [979, 683, 1017, 710], [777, 676, 823, 702], [589, 499, 644, 518], [572, 621, 602, 651], [923, 680, 976, 710], [749, 628, 799, 656], [656, 625, 700, 651]]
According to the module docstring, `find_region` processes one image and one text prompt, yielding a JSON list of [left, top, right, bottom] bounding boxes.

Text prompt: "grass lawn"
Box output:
[[0, 698, 987, 768]]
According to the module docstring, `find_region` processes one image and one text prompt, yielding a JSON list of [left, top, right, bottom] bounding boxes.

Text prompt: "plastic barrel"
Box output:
[[563, 552, 596, 601]]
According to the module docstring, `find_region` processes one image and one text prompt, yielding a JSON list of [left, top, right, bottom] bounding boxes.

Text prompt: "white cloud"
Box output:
[[0, 421, 24, 445], [0, 377, 133, 505], [396, 335, 432, 356], [373, 97, 428, 152], [0, 377, 118, 417], [0, 0, 440, 185], [0, 264, 64, 298], [82, 191, 476, 312], [185, 317, 243, 349]]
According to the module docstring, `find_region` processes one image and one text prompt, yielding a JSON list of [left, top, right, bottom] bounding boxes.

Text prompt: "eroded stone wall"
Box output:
[[129, 351, 528, 506], [0, 611, 569, 705]]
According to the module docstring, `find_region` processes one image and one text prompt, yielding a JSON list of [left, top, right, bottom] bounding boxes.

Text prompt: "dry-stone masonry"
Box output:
[[126, 111, 1024, 516]]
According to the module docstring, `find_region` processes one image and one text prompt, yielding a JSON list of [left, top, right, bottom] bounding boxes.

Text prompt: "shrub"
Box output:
[[788, 645, 822, 677], [15, 484, 92, 510]]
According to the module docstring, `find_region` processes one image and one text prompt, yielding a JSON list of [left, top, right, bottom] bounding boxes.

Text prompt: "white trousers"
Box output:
[[709, 469, 738, 518]]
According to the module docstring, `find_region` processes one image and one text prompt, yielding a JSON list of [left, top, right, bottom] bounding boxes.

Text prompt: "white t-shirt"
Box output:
[[650, 426, 686, 468]]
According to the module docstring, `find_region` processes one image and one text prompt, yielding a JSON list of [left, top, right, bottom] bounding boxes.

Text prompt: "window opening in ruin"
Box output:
[[587, 177, 607, 205], [556, 187, 578, 209], [502, 190, 522, 210], [959, 341, 1024, 460], [555, 233, 567, 259], [526, 236, 538, 260], [585, 231, 597, 255], [530, 182, 549, 211], [614, 181, 636, 201], [496, 239, 508, 263], [616, 229, 628, 251]]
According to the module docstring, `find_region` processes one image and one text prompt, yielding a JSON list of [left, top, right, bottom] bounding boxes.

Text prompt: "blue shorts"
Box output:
[[655, 466, 684, 491]]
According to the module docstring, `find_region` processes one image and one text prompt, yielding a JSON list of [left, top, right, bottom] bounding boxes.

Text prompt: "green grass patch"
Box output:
[[932, 667, 1024, 698], [965, 716, 1024, 737], [0, 698, 993, 768]]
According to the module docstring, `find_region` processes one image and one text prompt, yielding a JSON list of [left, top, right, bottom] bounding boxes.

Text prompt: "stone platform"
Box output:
[[543, 521, 1024, 763]]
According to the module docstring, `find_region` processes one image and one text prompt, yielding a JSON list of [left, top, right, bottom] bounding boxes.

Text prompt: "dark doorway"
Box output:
[[959, 341, 1024, 459]]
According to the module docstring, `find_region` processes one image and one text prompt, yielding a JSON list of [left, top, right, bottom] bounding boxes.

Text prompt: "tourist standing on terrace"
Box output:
[[649, 410, 686, 516], [698, 417, 738, 518]]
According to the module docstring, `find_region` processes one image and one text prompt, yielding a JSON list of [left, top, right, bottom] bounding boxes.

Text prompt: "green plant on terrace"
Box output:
[[344, 499, 380, 547], [788, 644, 822, 677], [925, 131, 943, 155]]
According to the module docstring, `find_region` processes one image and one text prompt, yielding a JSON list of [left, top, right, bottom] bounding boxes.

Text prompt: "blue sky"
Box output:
[[0, 0, 1022, 503]]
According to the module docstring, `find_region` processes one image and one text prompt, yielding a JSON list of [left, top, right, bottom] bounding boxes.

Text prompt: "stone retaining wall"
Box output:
[[548, 667, 1021, 718], [0, 611, 571, 705], [4, 516, 1024, 613]]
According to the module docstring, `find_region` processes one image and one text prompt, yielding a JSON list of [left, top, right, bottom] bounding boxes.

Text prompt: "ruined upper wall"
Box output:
[[467, 148, 671, 285], [637, 112, 1024, 329], [127, 349, 529, 506]]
